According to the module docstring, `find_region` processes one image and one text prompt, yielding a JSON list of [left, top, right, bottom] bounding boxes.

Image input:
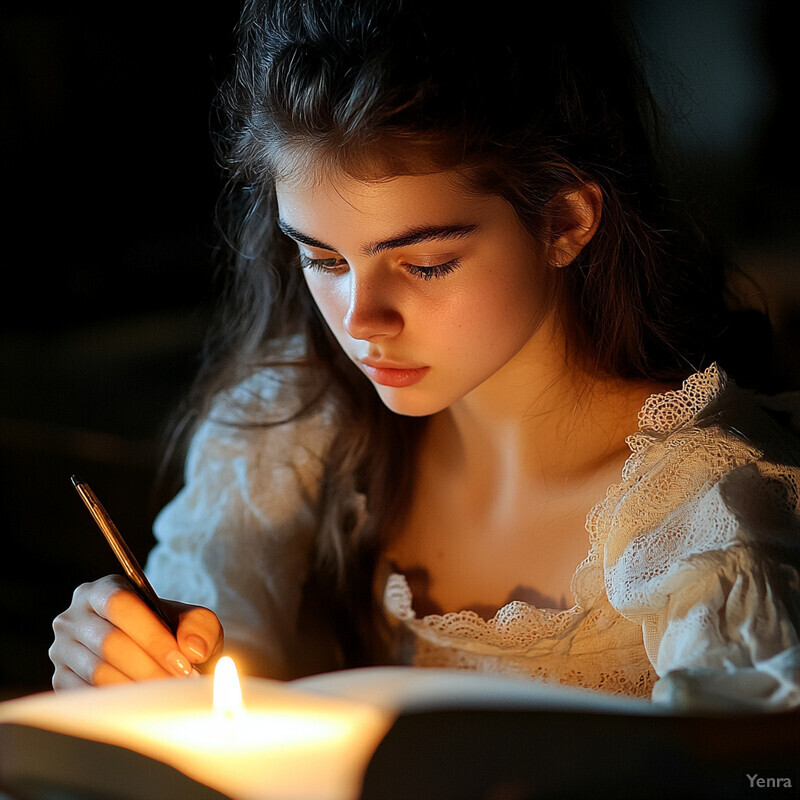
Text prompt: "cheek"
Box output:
[[491, 253, 547, 313], [305, 275, 348, 331], [453, 261, 545, 345], [460, 264, 531, 321]]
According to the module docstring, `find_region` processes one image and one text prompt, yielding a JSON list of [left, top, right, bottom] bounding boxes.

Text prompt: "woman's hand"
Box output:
[[49, 575, 224, 690]]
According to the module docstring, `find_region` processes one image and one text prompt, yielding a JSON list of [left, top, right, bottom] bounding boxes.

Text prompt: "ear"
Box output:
[[546, 182, 602, 268]]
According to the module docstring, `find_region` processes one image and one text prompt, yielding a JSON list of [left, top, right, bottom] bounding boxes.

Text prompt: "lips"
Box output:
[[359, 358, 430, 388]]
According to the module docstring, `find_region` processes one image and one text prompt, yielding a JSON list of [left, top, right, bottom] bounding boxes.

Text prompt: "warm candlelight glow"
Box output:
[[213, 656, 243, 723], [0, 664, 400, 799]]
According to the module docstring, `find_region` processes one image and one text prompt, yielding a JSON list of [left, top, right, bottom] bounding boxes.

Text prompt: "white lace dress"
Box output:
[[146, 364, 800, 710]]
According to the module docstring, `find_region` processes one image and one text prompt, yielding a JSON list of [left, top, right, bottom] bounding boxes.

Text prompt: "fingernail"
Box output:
[[166, 650, 192, 677], [183, 634, 208, 662]]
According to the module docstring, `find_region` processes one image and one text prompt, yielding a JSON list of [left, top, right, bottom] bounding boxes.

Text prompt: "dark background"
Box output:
[[1, 1, 798, 699], [0, 4, 239, 697]]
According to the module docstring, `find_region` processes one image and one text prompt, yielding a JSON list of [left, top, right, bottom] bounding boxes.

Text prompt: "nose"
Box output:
[[343, 271, 404, 341]]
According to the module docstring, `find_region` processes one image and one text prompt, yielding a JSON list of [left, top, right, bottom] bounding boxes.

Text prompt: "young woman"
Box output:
[[50, 0, 800, 710]]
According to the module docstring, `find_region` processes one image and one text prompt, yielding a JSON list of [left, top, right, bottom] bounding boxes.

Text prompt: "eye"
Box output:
[[299, 253, 463, 281], [404, 258, 462, 281], [299, 255, 348, 275]]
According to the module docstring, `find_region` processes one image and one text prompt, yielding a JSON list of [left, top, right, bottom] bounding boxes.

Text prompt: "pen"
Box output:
[[70, 474, 177, 635]]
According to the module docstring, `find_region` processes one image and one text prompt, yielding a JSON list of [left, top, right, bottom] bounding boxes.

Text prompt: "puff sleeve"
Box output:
[[145, 369, 336, 680], [602, 369, 800, 710]]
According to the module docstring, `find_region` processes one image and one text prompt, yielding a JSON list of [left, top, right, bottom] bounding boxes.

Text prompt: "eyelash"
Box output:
[[299, 255, 462, 281]]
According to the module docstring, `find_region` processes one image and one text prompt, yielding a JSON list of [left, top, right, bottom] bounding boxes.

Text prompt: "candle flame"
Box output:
[[213, 656, 243, 721]]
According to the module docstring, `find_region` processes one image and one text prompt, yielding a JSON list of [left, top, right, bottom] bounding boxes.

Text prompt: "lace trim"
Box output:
[[384, 573, 583, 648], [636, 362, 725, 435]]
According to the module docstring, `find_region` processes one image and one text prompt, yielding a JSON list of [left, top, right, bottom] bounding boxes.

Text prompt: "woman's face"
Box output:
[[275, 170, 556, 417]]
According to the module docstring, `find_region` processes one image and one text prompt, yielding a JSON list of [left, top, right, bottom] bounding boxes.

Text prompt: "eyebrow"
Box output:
[[277, 219, 479, 256]]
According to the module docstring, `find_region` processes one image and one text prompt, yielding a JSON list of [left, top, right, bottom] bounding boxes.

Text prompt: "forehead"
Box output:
[[274, 169, 498, 234]]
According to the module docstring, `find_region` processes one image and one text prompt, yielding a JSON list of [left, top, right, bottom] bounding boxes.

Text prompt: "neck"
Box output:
[[431, 321, 654, 488]]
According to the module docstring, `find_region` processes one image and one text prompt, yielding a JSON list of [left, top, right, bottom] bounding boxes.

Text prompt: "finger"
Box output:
[[90, 581, 193, 678], [53, 666, 91, 691], [51, 606, 130, 688], [79, 611, 173, 682], [51, 639, 132, 688], [92, 659, 133, 686], [170, 604, 225, 666]]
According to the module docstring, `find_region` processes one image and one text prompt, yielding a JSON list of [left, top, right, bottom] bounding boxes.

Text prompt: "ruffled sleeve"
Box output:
[[600, 365, 800, 710], [145, 368, 336, 680]]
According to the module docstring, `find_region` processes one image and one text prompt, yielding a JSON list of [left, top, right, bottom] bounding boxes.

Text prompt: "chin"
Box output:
[[373, 386, 451, 418]]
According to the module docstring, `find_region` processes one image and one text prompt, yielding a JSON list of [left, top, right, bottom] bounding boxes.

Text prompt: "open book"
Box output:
[[1, 666, 797, 799]]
